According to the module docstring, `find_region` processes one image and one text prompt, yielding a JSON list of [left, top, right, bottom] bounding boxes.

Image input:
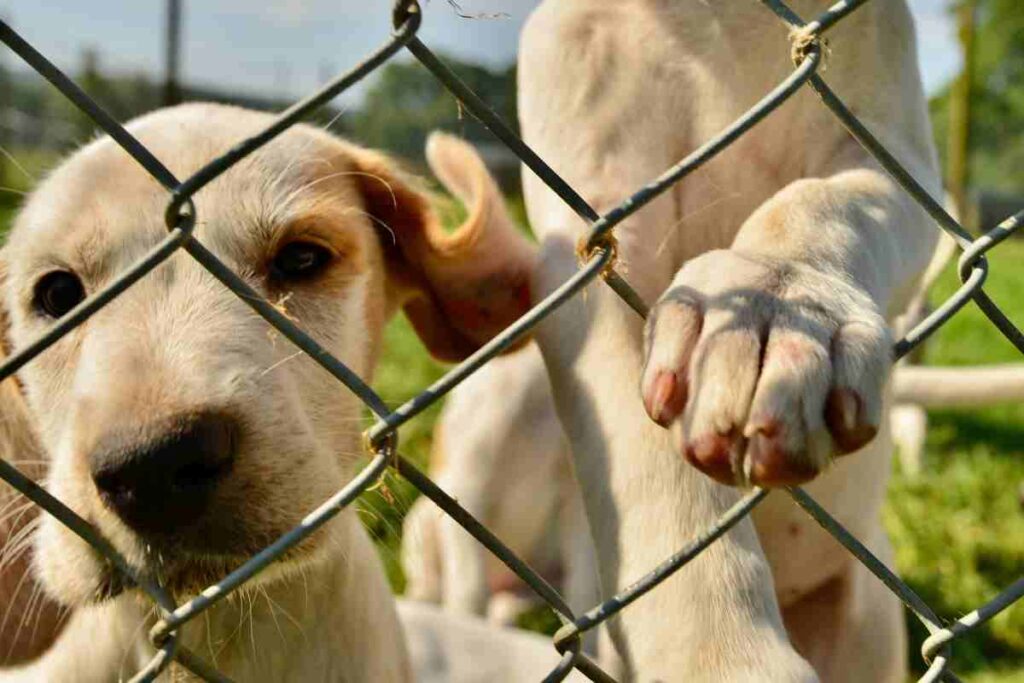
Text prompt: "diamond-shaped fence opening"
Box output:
[[0, 1, 1022, 681]]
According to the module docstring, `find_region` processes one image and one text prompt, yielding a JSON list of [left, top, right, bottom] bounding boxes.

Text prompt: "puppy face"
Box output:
[[0, 103, 535, 604]]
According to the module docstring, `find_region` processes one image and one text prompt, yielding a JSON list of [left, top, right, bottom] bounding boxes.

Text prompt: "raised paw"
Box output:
[[640, 249, 890, 487]]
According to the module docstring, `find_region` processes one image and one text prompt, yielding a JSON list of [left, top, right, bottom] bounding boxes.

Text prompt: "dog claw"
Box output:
[[825, 388, 877, 455], [747, 429, 818, 487], [684, 432, 742, 485], [644, 370, 686, 427]]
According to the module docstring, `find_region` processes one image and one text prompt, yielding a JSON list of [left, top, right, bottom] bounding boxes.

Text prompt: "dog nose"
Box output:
[[91, 413, 237, 535]]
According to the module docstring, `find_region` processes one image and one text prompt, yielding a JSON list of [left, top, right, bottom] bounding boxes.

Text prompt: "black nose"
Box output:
[[91, 413, 237, 535]]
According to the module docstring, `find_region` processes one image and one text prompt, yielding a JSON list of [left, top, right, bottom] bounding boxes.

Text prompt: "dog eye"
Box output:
[[33, 271, 86, 318], [271, 241, 333, 281]]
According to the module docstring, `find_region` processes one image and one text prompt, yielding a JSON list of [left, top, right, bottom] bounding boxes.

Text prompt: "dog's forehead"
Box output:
[[6, 104, 361, 277]]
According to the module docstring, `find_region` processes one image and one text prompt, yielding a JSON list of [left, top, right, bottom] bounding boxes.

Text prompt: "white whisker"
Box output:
[[259, 351, 305, 378], [0, 146, 36, 183]]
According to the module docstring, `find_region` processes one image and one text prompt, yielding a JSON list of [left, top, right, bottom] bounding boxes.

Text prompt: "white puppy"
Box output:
[[401, 342, 599, 630], [0, 104, 581, 681], [518, 1, 942, 680]]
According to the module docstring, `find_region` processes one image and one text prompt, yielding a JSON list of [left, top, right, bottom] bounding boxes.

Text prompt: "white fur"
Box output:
[[516, 1, 939, 680], [0, 106, 567, 681], [401, 344, 612, 658]]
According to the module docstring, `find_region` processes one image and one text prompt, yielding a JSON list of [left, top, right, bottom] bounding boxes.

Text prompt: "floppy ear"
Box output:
[[0, 252, 66, 663], [351, 133, 537, 361]]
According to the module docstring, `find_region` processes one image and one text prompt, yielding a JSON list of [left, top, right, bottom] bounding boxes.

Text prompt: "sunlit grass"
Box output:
[[886, 238, 1024, 679]]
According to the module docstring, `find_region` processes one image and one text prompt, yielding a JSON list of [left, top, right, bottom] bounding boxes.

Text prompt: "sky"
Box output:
[[0, 0, 960, 103]]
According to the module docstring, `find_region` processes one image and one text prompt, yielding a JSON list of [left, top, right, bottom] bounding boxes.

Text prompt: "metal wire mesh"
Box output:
[[0, 0, 1021, 681]]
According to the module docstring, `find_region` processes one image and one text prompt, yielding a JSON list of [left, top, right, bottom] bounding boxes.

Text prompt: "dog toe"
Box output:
[[641, 295, 702, 426], [684, 430, 743, 485]]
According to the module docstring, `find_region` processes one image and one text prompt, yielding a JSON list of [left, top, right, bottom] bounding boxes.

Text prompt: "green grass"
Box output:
[[885, 239, 1024, 680], [973, 670, 1024, 683], [359, 314, 448, 592], [0, 197, 20, 234]]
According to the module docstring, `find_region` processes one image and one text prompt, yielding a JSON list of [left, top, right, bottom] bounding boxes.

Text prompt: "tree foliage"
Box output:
[[350, 55, 516, 168], [930, 0, 1024, 193]]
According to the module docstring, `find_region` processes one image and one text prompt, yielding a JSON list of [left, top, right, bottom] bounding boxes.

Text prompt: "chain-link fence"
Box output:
[[1, 0, 1022, 681]]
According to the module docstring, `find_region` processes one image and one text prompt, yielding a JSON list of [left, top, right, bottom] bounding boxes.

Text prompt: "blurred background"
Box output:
[[0, 0, 1021, 217], [0, 1, 1021, 680]]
